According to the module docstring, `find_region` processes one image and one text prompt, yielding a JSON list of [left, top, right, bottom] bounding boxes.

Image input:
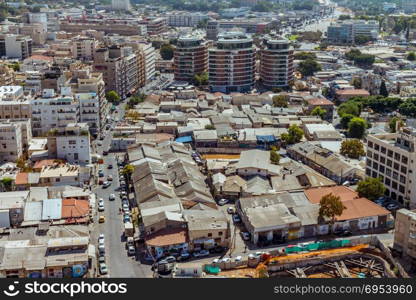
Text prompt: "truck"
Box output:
[[124, 222, 134, 237]]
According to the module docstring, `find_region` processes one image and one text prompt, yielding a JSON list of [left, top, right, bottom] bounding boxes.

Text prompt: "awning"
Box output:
[[175, 136, 193, 143], [256, 135, 276, 143]]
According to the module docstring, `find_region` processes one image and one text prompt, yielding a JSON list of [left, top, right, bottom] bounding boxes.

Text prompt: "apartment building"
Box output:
[[394, 209, 416, 261], [0, 63, 15, 86], [259, 36, 294, 89], [30, 89, 79, 137], [209, 32, 256, 93], [141, 18, 167, 36], [366, 127, 416, 208], [75, 93, 101, 135], [167, 12, 208, 27], [0, 86, 31, 120], [327, 20, 379, 44], [174, 35, 208, 82], [0, 34, 33, 60], [136, 43, 156, 84], [60, 20, 146, 36], [47, 123, 91, 166], [93, 48, 128, 99], [18, 23, 47, 46], [68, 66, 107, 133], [71, 36, 98, 61], [0, 121, 23, 163]]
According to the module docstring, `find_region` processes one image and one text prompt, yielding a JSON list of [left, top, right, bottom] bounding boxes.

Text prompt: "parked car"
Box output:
[[107, 164, 113, 169], [102, 181, 111, 188], [123, 215, 131, 223], [103, 151, 109, 156], [218, 198, 229, 206], [127, 246, 136, 256], [212, 258, 220, 263], [98, 170, 104, 177], [177, 252, 191, 262], [164, 256, 176, 263], [99, 216, 105, 223], [98, 234, 105, 246], [227, 206, 236, 214], [99, 263, 108, 275], [240, 232, 250, 241], [234, 256, 242, 262], [221, 257, 231, 263], [107, 175, 113, 181], [232, 214, 241, 223], [193, 250, 210, 258], [98, 202, 105, 212], [386, 203, 400, 211], [109, 194, 115, 201], [98, 255, 106, 264]]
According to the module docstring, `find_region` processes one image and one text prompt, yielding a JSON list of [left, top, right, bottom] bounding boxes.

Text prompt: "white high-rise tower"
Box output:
[[112, 0, 131, 11]]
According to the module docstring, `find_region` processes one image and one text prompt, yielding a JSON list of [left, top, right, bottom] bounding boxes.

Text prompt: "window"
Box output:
[[208, 233, 212, 237], [387, 159, 392, 167], [366, 168, 371, 176], [385, 178, 391, 186], [381, 147, 386, 154], [402, 156, 408, 164], [388, 150, 393, 157], [394, 162, 400, 170], [386, 169, 391, 176], [368, 141, 373, 148], [379, 165, 385, 173], [392, 181, 398, 189], [399, 185, 405, 193], [219, 232, 223, 236], [367, 150, 373, 158], [400, 175, 406, 184], [374, 153, 379, 160], [395, 152, 401, 161], [373, 162, 378, 170], [367, 159, 372, 167], [401, 166, 407, 174], [372, 171, 378, 178], [380, 156, 385, 164], [375, 144, 380, 151], [393, 171, 398, 180]]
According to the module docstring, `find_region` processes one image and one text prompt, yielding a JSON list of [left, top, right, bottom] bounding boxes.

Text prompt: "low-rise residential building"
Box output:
[[0, 121, 24, 163]]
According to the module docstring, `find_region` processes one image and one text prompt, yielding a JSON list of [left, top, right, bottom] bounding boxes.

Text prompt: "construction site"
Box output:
[[206, 236, 409, 278]]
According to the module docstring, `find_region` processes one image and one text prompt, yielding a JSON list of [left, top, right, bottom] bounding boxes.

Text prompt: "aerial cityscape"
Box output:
[[1, 0, 416, 280]]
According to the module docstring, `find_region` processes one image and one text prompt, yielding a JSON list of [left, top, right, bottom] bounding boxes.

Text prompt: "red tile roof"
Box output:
[[15, 172, 28, 185], [307, 97, 334, 106], [145, 228, 188, 247], [304, 186, 358, 204], [61, 198, 89, 218], [336, 89, 370, 96], [34, 159, 63, 169]]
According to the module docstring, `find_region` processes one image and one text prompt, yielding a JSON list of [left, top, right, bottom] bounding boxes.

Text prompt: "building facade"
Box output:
[[366, 127, 416, 208], [174, 36, 208, 82], [209, 32, 256, 93], [259, 37, 294, 89]]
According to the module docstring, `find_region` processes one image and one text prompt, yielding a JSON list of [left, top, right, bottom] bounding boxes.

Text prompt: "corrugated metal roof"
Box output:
[[24, 201, 43, 222], [42, 198, 62, 220]]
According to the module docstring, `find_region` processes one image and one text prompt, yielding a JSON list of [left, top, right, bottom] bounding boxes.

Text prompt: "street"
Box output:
[[92, 103, 152, 278]]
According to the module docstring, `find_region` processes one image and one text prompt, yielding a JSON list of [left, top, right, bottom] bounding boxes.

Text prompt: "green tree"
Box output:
[[298, 58, 321, 77], [407, 51, 416, 61], [281, 124, 304, 144], [340, 139, 365, 159], [106, 91, 120, 103], [340, 113, 356, 129], [127, 94, 146, 109], [294, 51, 316, 60], [272, 95, 289, 108], [193, 72, 209, 86], [310, 106, 327, 119], [389, 117, 404, 133], [399, 98, 416, 117], [160, 43, 174, 60], [357, 177, 386, 201], [351, 77, 362, 89], [348, 117, 367, 139], [338, 14, 351, 20], [379, 81, 389, 97], [205, 124, 216, 130], [270, 149, 280, 165], [354, 35, 371, 45], [318, 193, 346, 230], [122, 164, 135, 181], [338, 102, 360, 117], [0, 177, 13, 191]]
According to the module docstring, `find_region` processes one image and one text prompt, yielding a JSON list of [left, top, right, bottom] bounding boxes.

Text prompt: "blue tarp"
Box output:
[[256, 135, 276, 143], [175, 136, 193, 143]]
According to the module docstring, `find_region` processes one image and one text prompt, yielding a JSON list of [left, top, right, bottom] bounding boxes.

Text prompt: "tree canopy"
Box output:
[[318, 193, 346, 226], [298, 58, 321, 77], [356, 177, 386, 201], [340, 139, 365, 159], [160, 43, 174, 60], [106, 91, 121, 103], [310, 106, 327, 119], [272, 95, 289, 108], [389, 117, 404, 133], [348, 117, 367, 139], [281, 124, 304, 144]]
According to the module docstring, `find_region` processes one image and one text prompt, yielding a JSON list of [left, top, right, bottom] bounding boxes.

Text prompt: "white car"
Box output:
[[218, 198, 229, 206], [98, 203, 105, 212], [102, 181, 111, 188], [234, 256, 242, 262], [227, 207, 236, 214], [99, 263, 108, 275], [240, 232, 250, 241], [213, 258, 220, 263], [98, 234, 105, 245], [109, 194, 115, 201], [221, 257, 231, 263]]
